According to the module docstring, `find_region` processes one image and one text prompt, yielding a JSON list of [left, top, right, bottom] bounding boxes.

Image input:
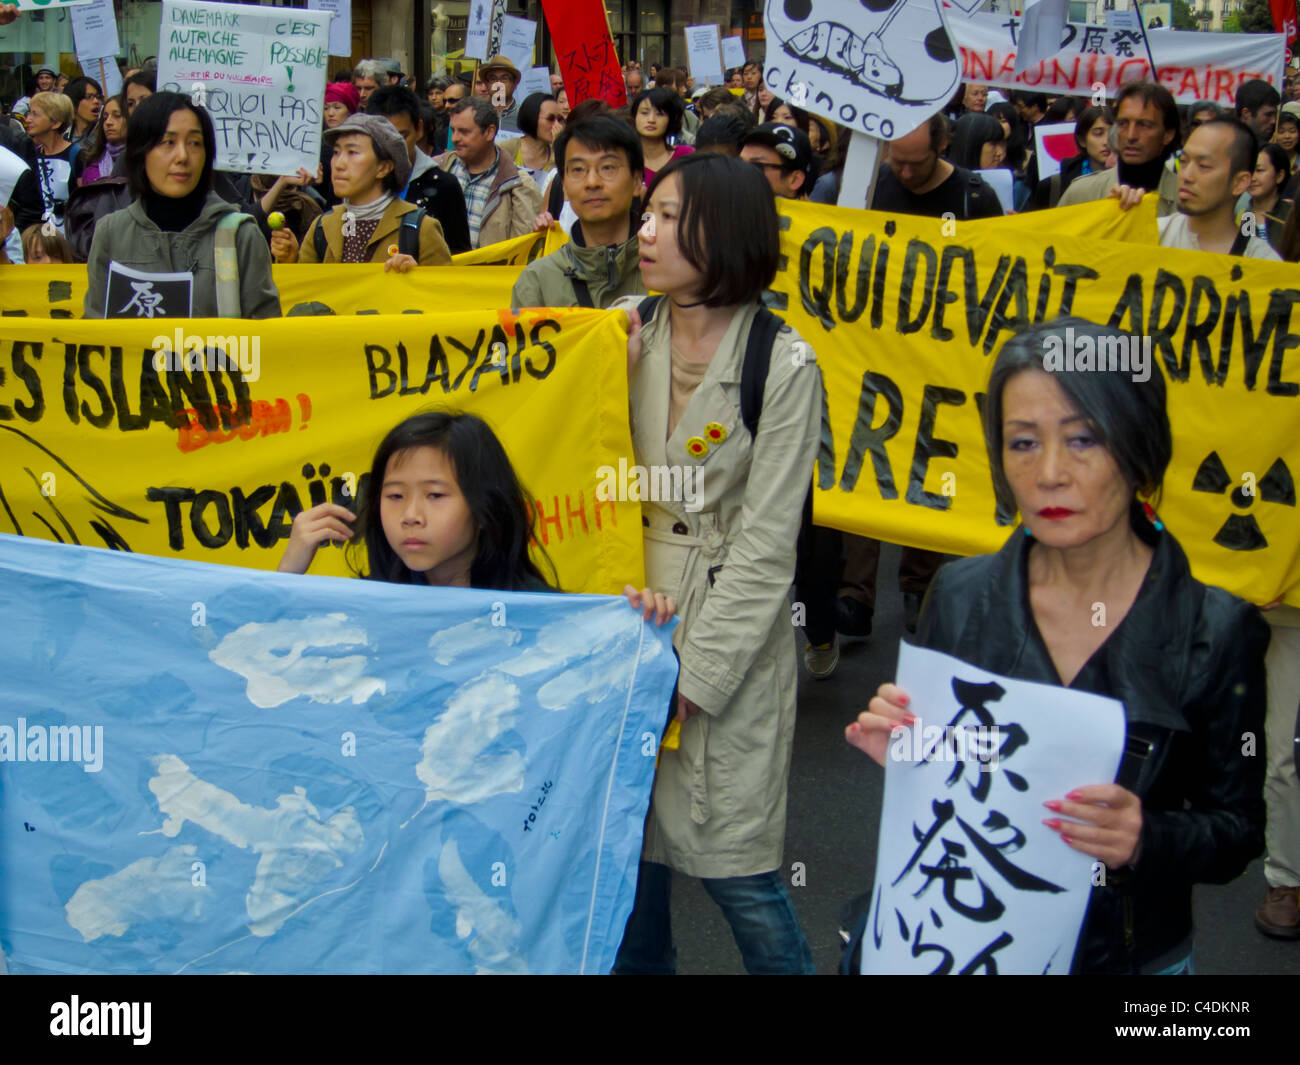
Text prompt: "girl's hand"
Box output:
[[676, 692, 702, 724], [1043, 784, 1143, 869], [270, 227, 299, 263], [844, 683, 916, 768], [626, 306, 643, 374], [623, 584, 675, 626], [532, 210, 555, 232], [278, 503, 356, 573], [384, 252, 418, 272]]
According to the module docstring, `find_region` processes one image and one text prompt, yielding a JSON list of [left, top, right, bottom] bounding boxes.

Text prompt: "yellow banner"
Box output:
[[770, 198, 1300, 607], [0, 309, 643, 594]]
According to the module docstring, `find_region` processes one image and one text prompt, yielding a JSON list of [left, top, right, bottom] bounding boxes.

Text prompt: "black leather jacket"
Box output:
[[912, 508, 1269, 973]]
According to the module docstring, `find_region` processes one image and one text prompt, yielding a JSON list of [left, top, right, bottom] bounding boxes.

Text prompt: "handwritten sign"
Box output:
[[685, 23, 724, 86], [156, 0, 331, 176], [105, 262, 193, 319], [861, 643, 1124, 974], [466, 0, 492, 61], [540, 0, 626, 108], [722, 34, 747, 71], [500, 14, 537, 74], [307, 0, 352, 58]]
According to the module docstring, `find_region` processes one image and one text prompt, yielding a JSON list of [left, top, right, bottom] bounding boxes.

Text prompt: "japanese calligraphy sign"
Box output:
[[862, 644, 1125, 974], [950, 13, 1285, 106], [156, 0, 333, 176], [540, 0, 626, 109], [105, 262, 194, 319]]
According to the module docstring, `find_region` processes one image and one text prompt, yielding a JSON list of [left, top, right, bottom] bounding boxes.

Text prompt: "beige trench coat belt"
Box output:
[[643, 516, 729, 826]]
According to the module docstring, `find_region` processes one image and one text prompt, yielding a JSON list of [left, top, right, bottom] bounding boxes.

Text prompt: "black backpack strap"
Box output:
[[637, 295, 663, 323], [313, 214, 327, 260], [547, 172, 564, 217], [399, 206, 425, 258], [740, 305, 781, 440], [572, 277, 594, 308], [1228, 227, 1251, 257]]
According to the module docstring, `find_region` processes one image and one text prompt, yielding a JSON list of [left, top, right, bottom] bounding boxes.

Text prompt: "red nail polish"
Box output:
[[1060, 834, 1072, 844], [1066, 789, 1083, 800], [1043, 819, 1060, 830], [902, 712, 917, 726], [1043, 800, 1062, 811], [898, 693, 910, 708]]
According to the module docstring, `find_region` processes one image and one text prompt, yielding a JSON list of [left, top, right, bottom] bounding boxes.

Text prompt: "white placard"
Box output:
[[1015, 0, 1071, 74], [307, 0, 352, 59], [0, 145, 30, 209], [1105, 10, 1142, 31], [975, 167, 1014, 213], [860, 643, 1125, 975], [156, 0, 332, 176], [85, 55, 123, 98], [500, 14, 536, 75], [70, 0, 120, 66], [721, 34, 746, 71], [521, 65, 552, 102], [466, 0, 491, 62], [1033, 120, 1078, 181], [684, 23, 723, 86]]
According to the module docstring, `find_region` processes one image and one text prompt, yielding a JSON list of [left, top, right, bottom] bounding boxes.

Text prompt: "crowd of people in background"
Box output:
[[0, 7, 1298, 970]]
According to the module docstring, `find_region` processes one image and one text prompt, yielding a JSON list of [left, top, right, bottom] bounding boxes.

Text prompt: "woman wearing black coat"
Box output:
[[846, 319, 1268, 974]]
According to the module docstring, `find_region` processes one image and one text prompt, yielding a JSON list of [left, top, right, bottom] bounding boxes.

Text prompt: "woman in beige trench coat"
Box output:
[[611, 153, 823, 974]]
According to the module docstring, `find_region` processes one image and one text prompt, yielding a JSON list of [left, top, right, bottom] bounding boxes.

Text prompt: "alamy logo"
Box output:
[[152, 328, 261, 382], [0, 718, 103, 772], [595, 457, 703, 513], [1042, 326, 1151, 383], [50, 996, 150, 1045]]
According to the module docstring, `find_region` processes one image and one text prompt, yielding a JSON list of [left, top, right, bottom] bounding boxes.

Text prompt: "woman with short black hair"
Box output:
[[64, 75, 102, 148], [499, 92, 564, 188], [612, 152, 822, 974], [84, 92, 280, 317], [630, 86, 691, 188], [847, 318, 1269, 974], [949, 111, 1008, 171]]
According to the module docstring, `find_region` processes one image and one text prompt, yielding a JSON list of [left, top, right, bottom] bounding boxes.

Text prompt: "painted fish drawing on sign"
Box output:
[[766, 0, 959, 106]]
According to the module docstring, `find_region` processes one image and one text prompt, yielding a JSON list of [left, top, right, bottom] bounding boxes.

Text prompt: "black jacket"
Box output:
[[910, 508, 1268, 973], [1033, 152, 1089, 210], [404, 160, 470, 255]]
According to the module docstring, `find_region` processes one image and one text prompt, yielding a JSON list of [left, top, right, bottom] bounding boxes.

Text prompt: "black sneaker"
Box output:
[[835, 595, 873, 638], [902, 592, 923, 635]]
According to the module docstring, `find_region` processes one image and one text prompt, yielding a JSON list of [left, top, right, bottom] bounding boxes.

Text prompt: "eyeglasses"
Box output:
[[748, 160, 789, 174], [564, 161, 626, 181]]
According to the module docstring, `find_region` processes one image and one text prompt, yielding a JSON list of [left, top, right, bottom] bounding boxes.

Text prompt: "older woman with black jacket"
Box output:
[[846, 319, 1268, 974]]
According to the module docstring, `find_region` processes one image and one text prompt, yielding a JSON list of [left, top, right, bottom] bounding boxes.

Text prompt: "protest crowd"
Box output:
[[0, 0, 1297, 980]]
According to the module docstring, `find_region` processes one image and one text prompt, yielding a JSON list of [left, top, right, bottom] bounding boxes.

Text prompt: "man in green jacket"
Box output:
[[511, 115, 646, 311]]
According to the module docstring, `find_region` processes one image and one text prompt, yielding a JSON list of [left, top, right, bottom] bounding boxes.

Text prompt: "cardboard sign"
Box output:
[[500, 14, 537, 75], [1033, 120, 1078, 180], [685, 23, 724, 86], [307, 0, 352, 59], [156, 0, 332, 176], [105, 262, 193, 319], [722, 34, 747, 71], [70, 0, 120, 67]]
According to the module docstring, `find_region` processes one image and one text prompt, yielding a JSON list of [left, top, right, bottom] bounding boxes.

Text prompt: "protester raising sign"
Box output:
[[951, 13, 1285, 105], [156, 0, 332, 176], [540, 0, 626, 108]]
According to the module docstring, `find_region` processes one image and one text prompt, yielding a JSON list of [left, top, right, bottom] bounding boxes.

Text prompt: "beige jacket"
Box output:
[[1057, 161, 1180, 216], [614, 297, 823, 879]]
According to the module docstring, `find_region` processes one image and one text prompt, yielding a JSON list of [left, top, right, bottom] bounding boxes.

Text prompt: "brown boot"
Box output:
[[1255, 886, 1300, 939]]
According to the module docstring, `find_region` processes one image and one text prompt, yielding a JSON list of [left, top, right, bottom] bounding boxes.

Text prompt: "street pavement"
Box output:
[[663, 544, 1300, 975]]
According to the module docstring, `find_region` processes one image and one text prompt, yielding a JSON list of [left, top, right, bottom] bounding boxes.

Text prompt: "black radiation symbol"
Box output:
[[1192, 452, 1295, 550]]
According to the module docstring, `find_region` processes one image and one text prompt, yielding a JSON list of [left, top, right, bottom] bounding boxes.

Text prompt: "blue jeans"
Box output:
[[613, 861, 815, 974]]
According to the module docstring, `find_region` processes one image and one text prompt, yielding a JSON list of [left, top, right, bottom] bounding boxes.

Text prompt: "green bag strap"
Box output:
[[214, 212, 249, 317]]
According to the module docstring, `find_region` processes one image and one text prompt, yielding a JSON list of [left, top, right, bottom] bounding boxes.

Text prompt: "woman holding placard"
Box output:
[[844, 319, 1269, 975], [83, 92, 280, 318]]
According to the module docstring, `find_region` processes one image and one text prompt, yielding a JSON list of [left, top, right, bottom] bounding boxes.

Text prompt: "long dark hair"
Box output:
[[80, 91, 126, 168], [988, 101, 1029, 172], [347, 410, 558, 591], [125, 91, 216, 200], [948, 112, 1006, 170]]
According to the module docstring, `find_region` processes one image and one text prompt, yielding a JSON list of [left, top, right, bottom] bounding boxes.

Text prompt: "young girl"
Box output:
[[279, 410, 673, 621]]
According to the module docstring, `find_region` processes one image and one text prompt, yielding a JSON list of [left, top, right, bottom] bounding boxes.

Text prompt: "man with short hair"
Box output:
[[511, 115, 646, 310], [353, 60, 385, 107], [740, 122, 815, 199], [377, 58, 403, 86], [367, 85, 471, 254], [871, 113, 1002, 219], [436, 96, 541, 248], [695, 112, 749, 155], [1057, 82, 1181, 215], [625, 68, 644, 96], [11, 65, 55, 118], [1019, 91, 1048, 124], [1158, 117, 1280, 258], [550, 72, 564, 94], [1235, 78, 1280, 144], [727, 68, 743, 89], [1187, 100, 1222, 135]]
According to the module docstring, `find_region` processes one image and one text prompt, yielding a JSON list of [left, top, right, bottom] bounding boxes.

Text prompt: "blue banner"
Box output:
[[0, 535, 676, 974]]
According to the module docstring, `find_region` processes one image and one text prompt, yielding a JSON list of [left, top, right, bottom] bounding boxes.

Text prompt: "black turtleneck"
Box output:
[[1116, 154, 1168, 193], [143, 183, 209, 232]]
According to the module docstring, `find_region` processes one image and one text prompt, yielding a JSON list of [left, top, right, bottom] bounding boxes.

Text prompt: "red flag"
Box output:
[[540, 0, 627, 108], [1270, 0, 1297, 47]]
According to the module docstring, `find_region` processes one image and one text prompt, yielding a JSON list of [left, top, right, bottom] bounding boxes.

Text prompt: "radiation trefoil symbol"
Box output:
[[1191, 452, 1295, 551]]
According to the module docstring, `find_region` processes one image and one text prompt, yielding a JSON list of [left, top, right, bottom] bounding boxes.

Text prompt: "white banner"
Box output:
[[157, 0, 332, 176], [500, 15, 536, 76], [861, 644, 1125, 975], [952, 14, 1285, 106]]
